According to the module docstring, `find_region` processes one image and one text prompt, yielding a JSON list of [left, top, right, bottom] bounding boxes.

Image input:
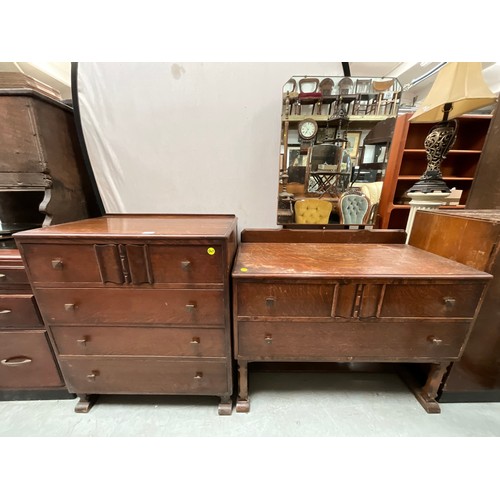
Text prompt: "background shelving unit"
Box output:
[[378, 113, 492, 229]]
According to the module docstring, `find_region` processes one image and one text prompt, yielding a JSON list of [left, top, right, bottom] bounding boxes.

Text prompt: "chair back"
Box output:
[[294, 199, 332, 224], [339, 190, 371, 225]]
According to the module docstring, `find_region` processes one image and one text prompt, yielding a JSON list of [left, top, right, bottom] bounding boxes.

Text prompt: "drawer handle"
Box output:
[[77, 337, 88, 347], [1, 356, 33, 366], [265, 334, 273, 344], [51, 259, 64, 270], [190, 337, 200, 344], [265, 297, 276, 307], [443, 297, 456, 308], [181, 260, 191, 269], [0, 273, 6, 280], [185, 303, 197, 312], [86, 371, 99, 382], [0, 309, 12, 315], [194, 372, 203, 379], [64, 303, 76, 311], [428, 336, 443, 345]]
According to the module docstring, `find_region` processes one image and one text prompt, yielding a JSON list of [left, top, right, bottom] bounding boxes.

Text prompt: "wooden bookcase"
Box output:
[[378, 113, 492, 229]]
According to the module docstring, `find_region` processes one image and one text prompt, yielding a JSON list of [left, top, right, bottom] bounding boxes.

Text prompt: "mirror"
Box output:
[[277, 75, 401, 226]]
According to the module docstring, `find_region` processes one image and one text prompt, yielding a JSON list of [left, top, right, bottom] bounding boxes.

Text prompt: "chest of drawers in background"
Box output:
[[232, 243, 491, 414], [15, 214, 237, 414], [0, 249, 68, 399]]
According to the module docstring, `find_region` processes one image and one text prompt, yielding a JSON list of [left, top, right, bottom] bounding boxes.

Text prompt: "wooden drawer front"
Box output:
[[237, 283, 334, 317], [52, 326, 226, 357], [237, 321, 470, 360], [21, 244, 102, 284], [380, 284, 485, 318], [0, 294, 42, 328], [0, 267, 29, 285], [0, 330, 63, 388], [58, 357, 229, 395], [149, 245, 224, 284], [36, 288, 225, 326]]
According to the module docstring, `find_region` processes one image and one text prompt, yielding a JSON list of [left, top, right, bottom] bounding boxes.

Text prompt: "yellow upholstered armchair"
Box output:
[[294, 199, 332, 224]]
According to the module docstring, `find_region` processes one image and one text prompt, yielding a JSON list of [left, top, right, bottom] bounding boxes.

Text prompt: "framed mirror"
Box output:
[[278, 75, 401, 227]]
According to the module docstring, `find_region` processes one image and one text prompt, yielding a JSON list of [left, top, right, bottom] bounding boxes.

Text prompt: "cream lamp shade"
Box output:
[[409, 62, 497, 123]]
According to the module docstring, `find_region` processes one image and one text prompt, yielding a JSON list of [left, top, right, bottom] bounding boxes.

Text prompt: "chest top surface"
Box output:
[[14, 214, 237, 241], [232, 243, 492, 280]]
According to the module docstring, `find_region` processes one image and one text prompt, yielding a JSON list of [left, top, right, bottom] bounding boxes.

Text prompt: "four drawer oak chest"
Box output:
[[231, 242, 491, 413], [15, 214, 238, 414]]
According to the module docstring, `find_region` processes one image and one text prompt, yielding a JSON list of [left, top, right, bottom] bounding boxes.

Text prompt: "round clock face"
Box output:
[[298, 119, 318, 140]]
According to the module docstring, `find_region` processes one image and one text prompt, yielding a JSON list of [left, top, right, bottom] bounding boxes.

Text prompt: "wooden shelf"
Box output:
[[282, 114, 395, 123], [397, 176, 475, 181], [403, 149, 482, 154], [378, 113, 492, 229]]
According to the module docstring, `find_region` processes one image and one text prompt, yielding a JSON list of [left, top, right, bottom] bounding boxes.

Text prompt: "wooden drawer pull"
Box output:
[[181, 260, 191, 269], [190, 337, 200, 344], [265, 334, 273, 344], [51, 259, 64, 270], [185, 303, 197, 312], [265, 297, 276, 307], [77, 337, 88, 347], [0, 309, 12, 315], [0, 273, 6, 280], [86, 371, 99, 382], [428, 336, 443, 345], [64, 303, 76, 311], [443, 297, 456, 307], [194, 372, 203, 379], [1, 356, 33, 366]]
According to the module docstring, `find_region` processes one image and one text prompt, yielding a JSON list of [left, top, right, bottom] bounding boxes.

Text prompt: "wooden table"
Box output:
[[232, 243, 491, 413]]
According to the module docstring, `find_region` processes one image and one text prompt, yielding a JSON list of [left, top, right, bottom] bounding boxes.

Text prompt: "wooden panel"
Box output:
[[21, 243, 102, 284], [237, 321, 470, 360], [0, 266, 29, 286], [409, 210, 498, 270], [0, 96, 43, 173], [0, 294, 42, 328], [36, 288, 225, 326], [232, 243, 492, 280], [58, 357, 229, 395], [241, 228, 407, 244], [95, 244, 124, 284], [148, 245, 224, 284], [237, 282, 334, 317], [0, 330, 63, 388], [51, 326, 226, 357], [380, 284, 484, 318], [15, 214, 237, 239], [410, 209, 500, 399], [126, 244, 152, 285]]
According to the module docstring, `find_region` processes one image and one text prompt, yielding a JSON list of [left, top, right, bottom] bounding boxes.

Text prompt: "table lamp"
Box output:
[[408, 62, 497, 194]]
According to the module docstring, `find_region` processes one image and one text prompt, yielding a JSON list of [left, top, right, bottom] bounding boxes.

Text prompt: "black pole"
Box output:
[[342, 62, 351, 77]]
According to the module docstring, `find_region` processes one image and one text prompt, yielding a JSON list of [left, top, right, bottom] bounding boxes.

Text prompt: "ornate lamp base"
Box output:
[[408, 119, 458, 195]]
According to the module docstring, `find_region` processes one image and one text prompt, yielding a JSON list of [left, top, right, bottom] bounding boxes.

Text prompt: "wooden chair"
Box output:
[[338, 189, 371, 225]]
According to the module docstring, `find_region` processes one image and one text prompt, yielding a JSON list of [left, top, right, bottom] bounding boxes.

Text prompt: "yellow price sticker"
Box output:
[[207, 247, 216, 256], [240, 267, 248, 272]]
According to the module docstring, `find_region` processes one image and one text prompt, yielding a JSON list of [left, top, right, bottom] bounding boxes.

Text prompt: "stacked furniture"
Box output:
[[409, 209, 500, 402], [0, 77, 101, 400], [15, 214, 237, 414], [0, 249, 67, 400]]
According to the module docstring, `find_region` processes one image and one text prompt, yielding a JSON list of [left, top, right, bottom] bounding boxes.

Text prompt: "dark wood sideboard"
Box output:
[[409, 209, 500, 402], [232, 242, 491, 413], [15, 214, 238, 414]]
